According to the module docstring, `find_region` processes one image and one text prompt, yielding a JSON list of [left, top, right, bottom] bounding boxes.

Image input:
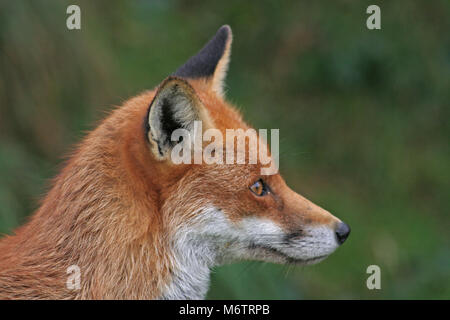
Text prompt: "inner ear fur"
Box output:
[[147, 77, 212, 160]]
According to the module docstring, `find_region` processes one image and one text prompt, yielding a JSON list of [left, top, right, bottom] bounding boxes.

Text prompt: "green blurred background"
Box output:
[[0, 0, 449, 299]]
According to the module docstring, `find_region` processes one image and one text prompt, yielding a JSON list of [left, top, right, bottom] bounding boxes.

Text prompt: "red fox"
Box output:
[[0, 25, 349, 299]]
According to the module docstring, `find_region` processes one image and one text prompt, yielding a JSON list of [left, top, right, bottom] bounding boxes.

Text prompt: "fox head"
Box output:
[[144, 25, 350, 280], [0, 25, 350, 300]]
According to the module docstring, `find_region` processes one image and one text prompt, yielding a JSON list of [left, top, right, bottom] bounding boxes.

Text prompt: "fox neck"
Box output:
[[161, 235, 216, 299], [160, 207, 237, 300]]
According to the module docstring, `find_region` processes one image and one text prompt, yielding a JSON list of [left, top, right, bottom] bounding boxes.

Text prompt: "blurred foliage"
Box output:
[[0, 0, 449, 299]]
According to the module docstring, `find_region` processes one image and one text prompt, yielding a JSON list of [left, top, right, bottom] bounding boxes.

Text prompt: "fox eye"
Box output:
[[249, 179, 268, 196]]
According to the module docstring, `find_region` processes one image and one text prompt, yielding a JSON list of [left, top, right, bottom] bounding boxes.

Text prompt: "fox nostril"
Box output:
[[335, 222, 350, 245]]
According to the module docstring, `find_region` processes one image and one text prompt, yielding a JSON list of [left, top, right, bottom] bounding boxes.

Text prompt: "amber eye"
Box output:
[[249, 179, 268, 196]]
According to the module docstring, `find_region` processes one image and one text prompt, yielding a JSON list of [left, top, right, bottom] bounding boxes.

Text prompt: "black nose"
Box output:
[[335, 222, 350, 245]]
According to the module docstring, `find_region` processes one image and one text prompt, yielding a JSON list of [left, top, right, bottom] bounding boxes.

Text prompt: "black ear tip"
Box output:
[[219, 25, 232, 38], [210, 25, 232, 48], [173, 24, 233, 79]]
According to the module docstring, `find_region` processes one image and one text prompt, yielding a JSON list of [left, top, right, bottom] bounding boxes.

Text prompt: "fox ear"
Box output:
[[146, 77, 211, 160], [174, 25, 232, 98]]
